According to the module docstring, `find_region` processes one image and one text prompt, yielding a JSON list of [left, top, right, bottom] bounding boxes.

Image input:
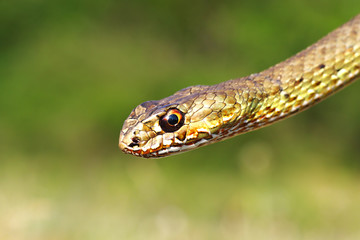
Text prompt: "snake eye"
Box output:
[[159, 108, 184, 132]]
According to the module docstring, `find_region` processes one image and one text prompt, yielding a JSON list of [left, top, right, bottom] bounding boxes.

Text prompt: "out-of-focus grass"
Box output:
[[1, 1, 360, 239]]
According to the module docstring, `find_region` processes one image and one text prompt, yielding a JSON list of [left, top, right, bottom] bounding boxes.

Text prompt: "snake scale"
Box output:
[[119, 15, 360, 158]]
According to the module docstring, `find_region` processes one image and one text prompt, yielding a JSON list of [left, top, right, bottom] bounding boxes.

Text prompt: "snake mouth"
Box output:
[[119, 134, 188, 158], [119, 144, 166, 158], [118, 132, 166, 158]]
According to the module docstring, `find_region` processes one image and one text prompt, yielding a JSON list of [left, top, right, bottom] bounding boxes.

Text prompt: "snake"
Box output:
[[119, 14, 360, 158]]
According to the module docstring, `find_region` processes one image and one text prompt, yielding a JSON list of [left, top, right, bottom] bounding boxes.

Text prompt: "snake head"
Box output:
[[119, 100, 187, 158], [119, 85, 235, 158]]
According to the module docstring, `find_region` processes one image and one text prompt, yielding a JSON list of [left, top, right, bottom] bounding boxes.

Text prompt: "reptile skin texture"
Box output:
[[119, 15, 360, 158]]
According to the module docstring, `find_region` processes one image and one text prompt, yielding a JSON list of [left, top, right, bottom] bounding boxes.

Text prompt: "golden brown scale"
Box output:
[[119, 15, 360, 158]]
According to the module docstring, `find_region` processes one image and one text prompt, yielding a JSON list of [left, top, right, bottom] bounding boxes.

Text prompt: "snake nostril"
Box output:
[[129, 137, 140, 148]]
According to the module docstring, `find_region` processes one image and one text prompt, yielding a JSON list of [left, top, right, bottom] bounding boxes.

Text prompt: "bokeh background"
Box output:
[[1, 0, 360, 239]]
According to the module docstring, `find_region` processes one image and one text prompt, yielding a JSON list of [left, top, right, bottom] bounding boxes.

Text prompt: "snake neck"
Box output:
[[211, 16, 360, 138]]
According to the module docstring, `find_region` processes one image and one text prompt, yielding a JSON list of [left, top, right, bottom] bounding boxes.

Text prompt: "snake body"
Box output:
[[119, 15, 360, 158]]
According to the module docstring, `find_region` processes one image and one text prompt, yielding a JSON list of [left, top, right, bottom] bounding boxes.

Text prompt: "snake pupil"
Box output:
[[168, 114, 179, 125]]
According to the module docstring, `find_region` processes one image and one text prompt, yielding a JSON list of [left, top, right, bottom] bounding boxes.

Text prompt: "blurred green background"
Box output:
[[1, 0, 360, 239]]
